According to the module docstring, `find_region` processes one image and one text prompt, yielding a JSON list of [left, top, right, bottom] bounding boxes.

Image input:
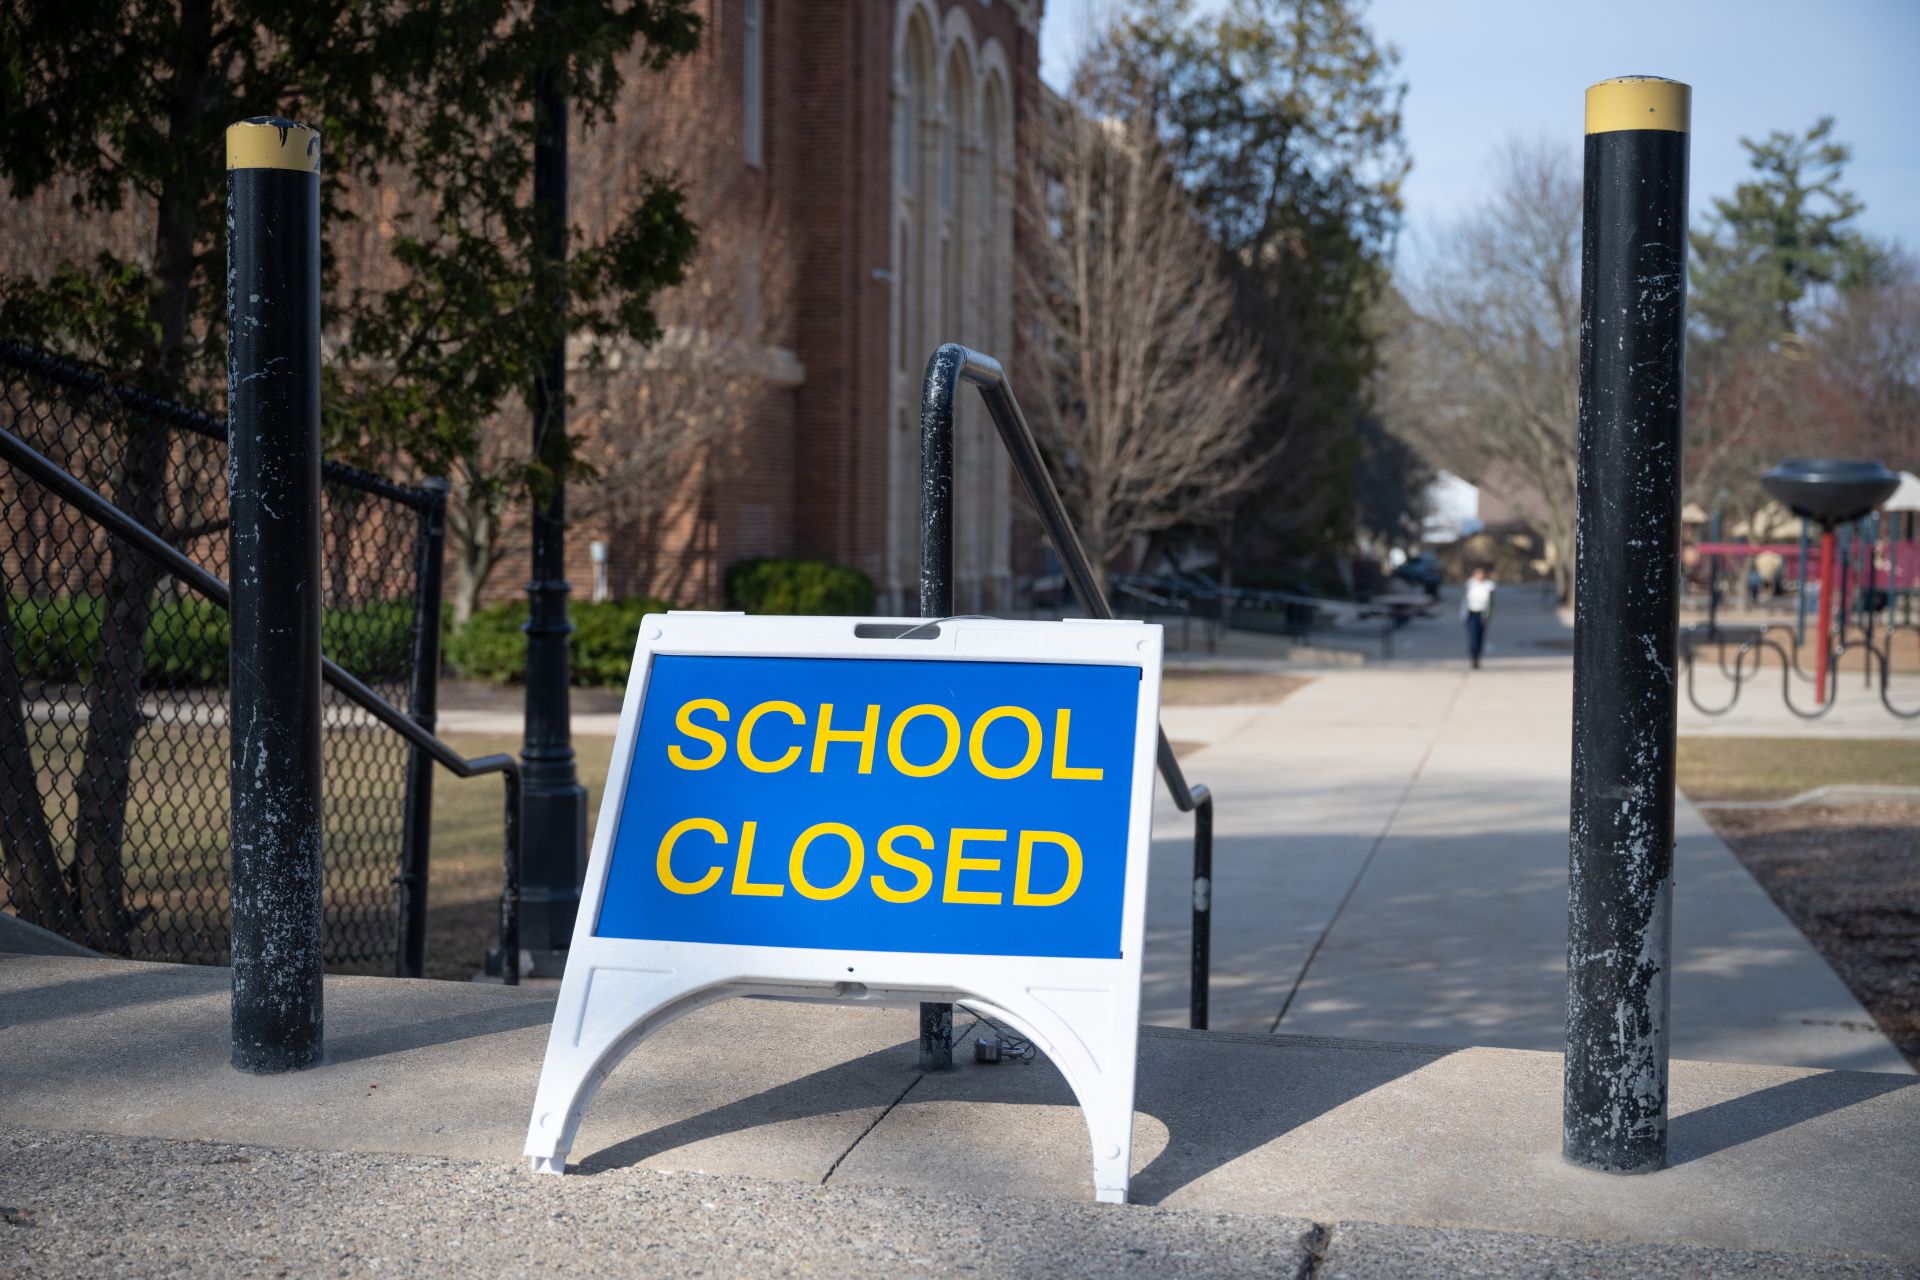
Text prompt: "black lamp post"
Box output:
[[517, 0, 589, 975], [1760, 459, 1899, 705]]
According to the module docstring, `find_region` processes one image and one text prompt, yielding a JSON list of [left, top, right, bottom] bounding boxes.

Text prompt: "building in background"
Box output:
[[1420, 471, 1481, 546], [557, 0, 1042, 613], [0, 0, 1046, 617]]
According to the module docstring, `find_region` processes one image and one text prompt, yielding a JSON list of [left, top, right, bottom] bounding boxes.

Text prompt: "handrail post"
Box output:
[[397, 476, 450, 978], [1189, 786, 1212, 1030], [916, 346, 959, 1071], [500, 769, 522, 987], [920, 342, 1220, 1041], [226, 117, 326, 1073]]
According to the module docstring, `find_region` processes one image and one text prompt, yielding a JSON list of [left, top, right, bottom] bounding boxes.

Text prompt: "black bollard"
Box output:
[[227, 118, 326, 1073], [1565, 77, 1689, 1172]]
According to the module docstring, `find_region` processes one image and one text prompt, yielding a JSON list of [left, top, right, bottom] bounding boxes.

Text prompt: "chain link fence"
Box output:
[[0, 341, 440, 970]]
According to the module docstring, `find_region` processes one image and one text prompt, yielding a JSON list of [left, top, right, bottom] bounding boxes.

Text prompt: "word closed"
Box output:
[[595, 654, 1143, 958]]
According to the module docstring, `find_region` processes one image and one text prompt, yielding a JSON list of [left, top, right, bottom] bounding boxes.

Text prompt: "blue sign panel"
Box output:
[[594, 654, 1142, 958]]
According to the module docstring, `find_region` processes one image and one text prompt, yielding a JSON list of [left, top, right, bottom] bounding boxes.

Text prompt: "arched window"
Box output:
[[896, 71, 917, 189], [743, 0, 764, 167], [888, 7, 941, 612], [942, 46, 973, 342], [896, 14, 934, 381]]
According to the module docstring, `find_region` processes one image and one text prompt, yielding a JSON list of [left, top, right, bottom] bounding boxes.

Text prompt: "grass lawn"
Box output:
[[7, 717, 413, 969], [419, 731, 615, 981], [1675, 736, 1920, 802]]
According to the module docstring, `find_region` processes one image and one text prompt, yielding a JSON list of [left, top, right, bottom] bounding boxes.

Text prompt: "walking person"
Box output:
[[1462, 565, 1495, 668]]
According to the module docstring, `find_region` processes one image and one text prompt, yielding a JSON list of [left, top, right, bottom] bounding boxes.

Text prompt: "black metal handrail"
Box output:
[[0, 340, 438, 513], [0, 419, 523, 984], [920, 343, 1216, 1031]]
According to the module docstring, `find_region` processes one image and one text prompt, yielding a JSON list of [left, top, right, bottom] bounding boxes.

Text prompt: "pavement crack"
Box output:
[[821, 1070, 924, 1187], [820, 1016, 977, 1187], [1295, 1222, 1334, 1280], [1269, 724, 1444, 1034]]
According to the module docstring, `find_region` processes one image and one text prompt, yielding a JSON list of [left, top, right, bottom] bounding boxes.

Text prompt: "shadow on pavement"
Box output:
[[0, 953, 213, 1030], [1669, 1069, 1918, 1166]]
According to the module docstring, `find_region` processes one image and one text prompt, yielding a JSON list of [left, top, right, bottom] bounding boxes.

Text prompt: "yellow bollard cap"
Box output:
[[226, 117, 322, 173], [1585, 77, 1690, 135]]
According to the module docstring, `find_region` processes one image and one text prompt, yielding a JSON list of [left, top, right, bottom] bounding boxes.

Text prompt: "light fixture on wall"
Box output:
[[589, 539, 609, 603]]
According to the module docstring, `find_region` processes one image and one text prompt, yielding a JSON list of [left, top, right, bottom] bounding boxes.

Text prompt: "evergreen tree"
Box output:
[[1690, 117, 1884, 341], [1685, 117, 1892, 518]]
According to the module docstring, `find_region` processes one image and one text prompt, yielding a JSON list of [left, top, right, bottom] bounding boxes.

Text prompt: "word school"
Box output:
[[595, 654, 1143, 958]]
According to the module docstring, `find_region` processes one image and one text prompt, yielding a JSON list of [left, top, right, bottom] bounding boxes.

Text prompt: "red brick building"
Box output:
[[0, 1, 1045, 617], [566, 0, 1044, 613]]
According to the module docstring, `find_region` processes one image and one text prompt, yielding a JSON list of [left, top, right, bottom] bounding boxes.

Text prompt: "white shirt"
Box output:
[[1463, 579, 1496, 615]]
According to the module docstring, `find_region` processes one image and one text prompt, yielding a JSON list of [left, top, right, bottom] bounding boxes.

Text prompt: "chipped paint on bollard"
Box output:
[[1565, 77, 1690, 1173], [227, 118, 326, 1073]]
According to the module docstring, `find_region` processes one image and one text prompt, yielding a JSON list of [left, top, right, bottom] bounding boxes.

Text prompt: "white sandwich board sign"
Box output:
[[524, 611, 1163, 1203]]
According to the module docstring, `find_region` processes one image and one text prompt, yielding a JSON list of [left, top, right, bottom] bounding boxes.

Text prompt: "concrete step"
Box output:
[[1, 954, 1914, 1268]]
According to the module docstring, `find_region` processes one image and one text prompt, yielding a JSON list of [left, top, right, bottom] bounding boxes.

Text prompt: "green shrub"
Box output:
[[444, 601, 528, 685], [8, 596, 102, 682], [570, 597, 669, 685], [446, 596, 674, 686], [144, 597, 230, 684], [320, 599, 420, 683], [8, 594, 421, 687], [726, 558, 875, 616]]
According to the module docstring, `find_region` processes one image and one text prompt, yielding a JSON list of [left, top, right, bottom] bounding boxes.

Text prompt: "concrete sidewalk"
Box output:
[[432, 593, 1907, 1073], [2, 953, 1916, 1273], [1141, 601, 1911, 1073]]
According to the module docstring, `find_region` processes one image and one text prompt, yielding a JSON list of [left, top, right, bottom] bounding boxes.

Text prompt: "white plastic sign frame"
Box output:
[[523, 611, 1163, 1203]]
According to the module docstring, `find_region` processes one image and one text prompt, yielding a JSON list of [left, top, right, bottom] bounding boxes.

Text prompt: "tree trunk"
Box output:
[[328, 490, 359, 611], [69, 422, 168, 953], [67, 0, 214, 953], [0, 582, 72, 931], [449, 499, 498, 628], [1082, 529, 1110, 614], [1545, 505, 1578, 604]]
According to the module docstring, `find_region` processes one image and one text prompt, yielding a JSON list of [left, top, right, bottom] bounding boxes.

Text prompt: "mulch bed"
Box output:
[[1702, 801, 1920, 1069]]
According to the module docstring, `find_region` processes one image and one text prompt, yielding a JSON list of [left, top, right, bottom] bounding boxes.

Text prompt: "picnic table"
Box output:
[[1361, 590, 1439, 626]]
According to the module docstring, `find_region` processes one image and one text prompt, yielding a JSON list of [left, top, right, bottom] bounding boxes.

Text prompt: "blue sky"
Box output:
[[1040, 0, 1920, 264]]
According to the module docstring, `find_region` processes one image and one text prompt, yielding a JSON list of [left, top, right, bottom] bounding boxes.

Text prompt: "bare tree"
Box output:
[[570, 159, 793, 552], [444, 415, 534, 627], [1020, 98, 1270, 598], [1386, 139, 1582, 600], [1802, 251, 1920, 465], [442, 72, 792, 624]]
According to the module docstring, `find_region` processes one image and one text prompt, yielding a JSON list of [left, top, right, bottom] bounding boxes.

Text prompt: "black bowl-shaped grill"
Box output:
[[1760, 458, 1900, 527]]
